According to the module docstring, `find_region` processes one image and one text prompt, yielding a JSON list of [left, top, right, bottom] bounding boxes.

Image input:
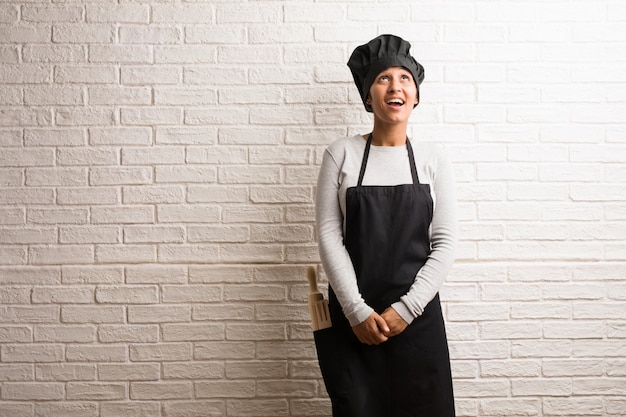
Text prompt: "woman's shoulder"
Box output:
[[325, 135, 365, 158]]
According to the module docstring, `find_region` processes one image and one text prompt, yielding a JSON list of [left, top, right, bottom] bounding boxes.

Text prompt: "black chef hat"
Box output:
[[347, 34, 425, 112]]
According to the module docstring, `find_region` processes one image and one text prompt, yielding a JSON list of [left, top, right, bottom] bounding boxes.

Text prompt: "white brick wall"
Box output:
[[0, 1, 625, 416]]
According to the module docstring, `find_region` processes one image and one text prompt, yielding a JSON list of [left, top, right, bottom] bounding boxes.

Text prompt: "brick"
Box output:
[[98, 325, 159, 343], [30, 245, 95, 265], [34, 403, 98, 417], [193, 304, 254, 322], [480, 360, 541, 378], [0, 287, 30, 304], [187, 225, 248, 243], [50, 258, 116, 284], [35, 364, 96, 382], [219, 127, 283, 145], [61, 306, 124, 324], [162, 323, 225, 342], [0, 4, 18, 23], [91, 206, 154, 224], [542, 359, 604, 377], [157, 244, 219, 264], [155, 46, 216, 64], [66, 345, 127, 362], [2, 344, 64, 363], [153, 4, 213, 23], [185, 106, 249, 125], [90, 127, 152, 145], [23, 44, 85, 63], [0, 404, 33, 416], [123, 225, 185, 243], [163, 362, 224, 380], [185, 147, 247, 164], [0, 247, 27, 265], [226, 361, 287, 379], [218, 46, 281, 64], [35, 324, 96, 343], [0, 129, 21, 147], [0, 325, 32, 342], [154, 166, 217, 184], [161, 285, 221, 303], [543, 397, 604, 416], [96, 244, 157, 264], [27, 167, 87, 187], [96, 286, 158, 304], [128, 305, 191, 324], [194, 342, 255, 360], [129, 343, 192, 362], [0, 148, 54, 167], [0, 227, 56, 244], [284, 4, 344, 22], [0, 266, 60, 285], [32, 287, 94, 304], [123, 186, 185, 204], [0, 87, 22, 105], [250, 188, 312, 204], [88, 86, 151, 105], [90, 167, 152, 186], [57, 187, 119, 205], [54, 64, 117, 83], [155, 127, 217, 145], [22, 5, 83, 22], [195, 380, 255, 399], [119, 25, 182, 44], [89, 45, 152, 64], [227, 399, 289, 416], [130, 381, 193, 400], [0, 109, 52, 128], [0, 45, 19, 63], [66, 382, 126, 400], [249, 146, 310, 165], [55, 107, 116, 126], [226, 324, 286, 341], [86, 5, 149, 23], [25, 128, 86, 146], [101, 402, 160, 417], [52, 23, 115, 44], [121, 107, 183, 125], [0, 364, 33, 381], [125, 265, 188, 284], [2, 383, 64, 400], [99, 364, 160, 381], [0, 169, 23, 187], [0, 26, 50, 43], [121, 65, 182, 85], [162, 401, 225, 417]]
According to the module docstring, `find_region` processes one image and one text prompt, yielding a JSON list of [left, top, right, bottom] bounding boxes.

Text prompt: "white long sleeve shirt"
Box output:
[[315, 134, 458, 327]]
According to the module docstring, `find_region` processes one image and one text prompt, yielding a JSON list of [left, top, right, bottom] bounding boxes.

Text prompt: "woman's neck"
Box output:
[[369, 122, 408, 146]]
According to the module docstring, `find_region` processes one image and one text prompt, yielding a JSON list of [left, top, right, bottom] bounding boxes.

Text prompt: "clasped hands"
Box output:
[[352, 307, 408, 346]]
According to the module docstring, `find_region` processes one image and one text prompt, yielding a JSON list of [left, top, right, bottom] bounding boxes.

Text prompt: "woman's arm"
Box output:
[[392, 148, 459, 324], [315, 149, 374, 327]]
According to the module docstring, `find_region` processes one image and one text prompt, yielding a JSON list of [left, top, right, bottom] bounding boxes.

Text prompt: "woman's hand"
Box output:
[[381, 307, 408, 337], [352, 312, 389, 345]]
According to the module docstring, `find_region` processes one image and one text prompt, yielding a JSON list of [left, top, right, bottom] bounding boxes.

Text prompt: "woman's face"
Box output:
[[366, 66, 418, 124]]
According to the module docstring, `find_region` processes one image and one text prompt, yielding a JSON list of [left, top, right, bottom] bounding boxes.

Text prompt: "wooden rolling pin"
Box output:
[[306, 266, 332, 331]]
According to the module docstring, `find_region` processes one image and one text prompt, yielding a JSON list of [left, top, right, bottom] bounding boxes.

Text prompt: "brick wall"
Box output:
[[1, 1, 625, 416]]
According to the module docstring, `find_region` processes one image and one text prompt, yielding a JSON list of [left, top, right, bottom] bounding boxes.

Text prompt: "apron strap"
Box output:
[[356, 134, 420, 186]]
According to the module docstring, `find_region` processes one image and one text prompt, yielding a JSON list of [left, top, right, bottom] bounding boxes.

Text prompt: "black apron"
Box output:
[[315, 135, 455, 417]]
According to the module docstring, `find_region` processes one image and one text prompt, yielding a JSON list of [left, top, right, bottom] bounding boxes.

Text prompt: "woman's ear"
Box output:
[[365, 94, 372, 105]]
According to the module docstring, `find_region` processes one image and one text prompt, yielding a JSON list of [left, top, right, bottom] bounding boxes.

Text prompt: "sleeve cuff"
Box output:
[[392, 301, 416, 325], [345, 304, 374, 327]]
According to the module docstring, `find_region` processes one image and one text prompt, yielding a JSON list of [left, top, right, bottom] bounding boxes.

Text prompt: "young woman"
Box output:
[[314, 34, 458, 416]]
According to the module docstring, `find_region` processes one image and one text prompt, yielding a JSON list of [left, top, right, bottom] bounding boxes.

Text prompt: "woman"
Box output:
[[314, 34, 458, 416]]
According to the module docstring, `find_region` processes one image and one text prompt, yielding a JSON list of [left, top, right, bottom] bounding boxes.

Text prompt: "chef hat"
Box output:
[[347, 34, 424, 112]]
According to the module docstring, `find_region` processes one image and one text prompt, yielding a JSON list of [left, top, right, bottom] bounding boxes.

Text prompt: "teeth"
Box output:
[[388, 99, 404, 105]]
